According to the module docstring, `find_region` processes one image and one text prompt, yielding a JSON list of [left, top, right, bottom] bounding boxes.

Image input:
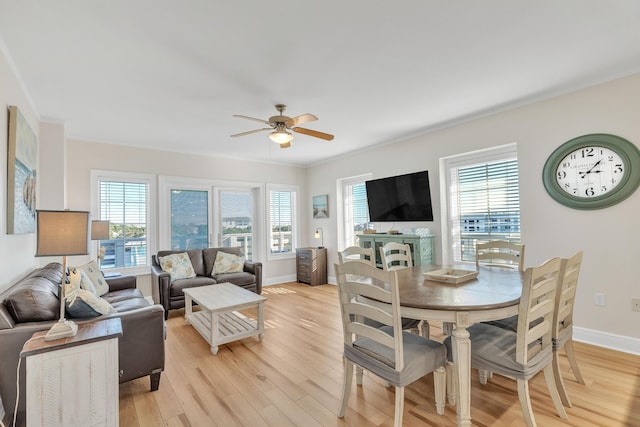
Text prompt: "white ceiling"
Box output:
[[2, 1, 640, 167]]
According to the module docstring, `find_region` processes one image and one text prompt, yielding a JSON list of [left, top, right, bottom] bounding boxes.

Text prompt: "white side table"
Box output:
[[20, 318, 123, 427]]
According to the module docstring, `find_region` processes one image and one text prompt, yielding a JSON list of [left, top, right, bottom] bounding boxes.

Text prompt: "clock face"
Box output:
[[555, 146, 625, 198], [542, 134, 640, 210]]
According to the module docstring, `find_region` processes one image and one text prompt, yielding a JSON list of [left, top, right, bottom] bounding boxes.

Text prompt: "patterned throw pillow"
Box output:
[[65, 271, 116, 318], [159, 252, 196, 282], [211, 251, 244, 275], [72, 261, 109, 296]]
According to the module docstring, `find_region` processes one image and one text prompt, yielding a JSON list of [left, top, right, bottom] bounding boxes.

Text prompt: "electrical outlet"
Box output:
[[594, 293, 606, 306], [632, 298, 640, 312]]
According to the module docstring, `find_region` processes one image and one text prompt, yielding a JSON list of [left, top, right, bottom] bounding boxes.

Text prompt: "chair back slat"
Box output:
[[335, 262, 404, 370], [554, 251, 583, 339], [516, 257, 561, 365], [476, 240, 525, 271]]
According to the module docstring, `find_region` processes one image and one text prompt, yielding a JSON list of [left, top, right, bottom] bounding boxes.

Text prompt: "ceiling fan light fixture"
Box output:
[[269, 130, 294, 144]]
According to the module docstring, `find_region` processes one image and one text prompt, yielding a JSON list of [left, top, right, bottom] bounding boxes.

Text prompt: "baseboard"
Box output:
[[573, 326, 640, 356], [263, 275, 297, 287]]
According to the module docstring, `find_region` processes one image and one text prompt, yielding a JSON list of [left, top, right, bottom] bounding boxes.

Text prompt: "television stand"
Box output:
[[357, 233, 435, 267]]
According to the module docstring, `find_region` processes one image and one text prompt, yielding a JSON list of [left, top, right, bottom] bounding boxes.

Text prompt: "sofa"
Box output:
[[0, 262, 165, 426], [151, 247, 262, 319]]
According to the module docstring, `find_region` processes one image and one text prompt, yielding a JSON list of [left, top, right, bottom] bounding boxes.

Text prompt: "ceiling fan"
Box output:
[[231, 104, 334, 148]]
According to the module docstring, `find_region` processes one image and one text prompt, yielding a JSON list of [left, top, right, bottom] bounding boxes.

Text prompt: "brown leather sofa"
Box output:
[[0, 263, 165, 426], [151, 247, 262, 319]]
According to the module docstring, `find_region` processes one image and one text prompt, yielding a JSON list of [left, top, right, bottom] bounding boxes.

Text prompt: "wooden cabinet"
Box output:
[[21, 318, 122, 427], [296, 247, 327, 286], [357, 233, 435, 268]]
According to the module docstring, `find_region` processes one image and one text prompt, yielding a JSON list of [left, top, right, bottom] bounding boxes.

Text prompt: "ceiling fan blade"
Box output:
[[285, 113, 318, 127], [230, 128, 271, 137], [293, 127, 334, 141], [233, 114, 271, 125], [280, 141, 291, 149]]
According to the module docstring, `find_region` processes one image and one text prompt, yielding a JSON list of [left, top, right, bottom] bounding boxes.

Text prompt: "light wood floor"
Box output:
[[119, 283, 640, 426]]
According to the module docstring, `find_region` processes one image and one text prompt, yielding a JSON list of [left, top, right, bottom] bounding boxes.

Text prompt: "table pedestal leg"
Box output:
[[452, 313, 472, 427]]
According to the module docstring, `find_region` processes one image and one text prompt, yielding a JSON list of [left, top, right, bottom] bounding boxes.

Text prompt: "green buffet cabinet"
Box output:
[[357, 233, 435, 268]]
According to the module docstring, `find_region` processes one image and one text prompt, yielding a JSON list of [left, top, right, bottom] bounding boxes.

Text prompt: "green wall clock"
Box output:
[[542, 133, 640, 210]]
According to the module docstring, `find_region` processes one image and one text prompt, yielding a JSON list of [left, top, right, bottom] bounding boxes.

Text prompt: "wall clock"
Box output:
[[542, 133, 640, 209]]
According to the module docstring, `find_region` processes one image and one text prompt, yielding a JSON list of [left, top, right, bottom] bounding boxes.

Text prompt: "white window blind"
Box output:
[[343, 180, 370, 247], [449, 155, 521, 263], [268, 189, 296, 255], [99, 180, 149, 269]]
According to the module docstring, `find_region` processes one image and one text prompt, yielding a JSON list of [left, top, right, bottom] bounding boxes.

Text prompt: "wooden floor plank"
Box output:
[[120, 282, 640, 427]]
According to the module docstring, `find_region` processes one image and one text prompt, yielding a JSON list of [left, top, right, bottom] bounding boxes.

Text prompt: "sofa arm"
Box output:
[[107, 275, 137, 292], [150, 264, 171, 311], [112, 304, 165, 385], [244, 261, 262, 294]]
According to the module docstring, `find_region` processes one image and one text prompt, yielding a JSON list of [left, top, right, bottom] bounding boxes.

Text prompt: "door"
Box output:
[[215, 188, 254, 259]]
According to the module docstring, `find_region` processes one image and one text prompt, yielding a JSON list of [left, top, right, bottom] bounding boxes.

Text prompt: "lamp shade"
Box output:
[[35, 210, 91, 257], [269, 130, 294, 144], [91, 220, 110, 240]]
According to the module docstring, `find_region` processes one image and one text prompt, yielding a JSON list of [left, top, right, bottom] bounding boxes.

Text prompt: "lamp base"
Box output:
[[45, 319, 78, 341]]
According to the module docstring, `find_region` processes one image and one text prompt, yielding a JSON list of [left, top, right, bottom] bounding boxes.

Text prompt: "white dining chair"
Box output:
[[444, 257, 568, 427], [337, 246, 375, 266], [379, 242, 413, 271], [475, 240, 525, 271], [335, 261, 446, 427]]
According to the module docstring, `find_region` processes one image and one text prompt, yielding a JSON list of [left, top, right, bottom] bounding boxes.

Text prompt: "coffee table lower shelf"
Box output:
[[187, 310, 263, 354]]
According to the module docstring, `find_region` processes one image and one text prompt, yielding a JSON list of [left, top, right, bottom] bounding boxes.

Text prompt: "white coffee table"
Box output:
[[183, 283, 267, 355]]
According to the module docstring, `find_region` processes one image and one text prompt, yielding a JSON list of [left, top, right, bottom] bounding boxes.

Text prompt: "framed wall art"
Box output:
[[313, 194, 328, 218], [7, 105, 38, 234]]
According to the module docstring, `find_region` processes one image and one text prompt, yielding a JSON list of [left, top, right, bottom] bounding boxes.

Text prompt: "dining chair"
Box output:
[[552, 251, 585, 407], [337, 246, 425, 337], [379, 242, 413, 271], [444, 257, 568, 427], [335, 261, 446, 426], [338, 245, 375, 266], [377, 242, 428, 337], [475, 240, 525, 271]]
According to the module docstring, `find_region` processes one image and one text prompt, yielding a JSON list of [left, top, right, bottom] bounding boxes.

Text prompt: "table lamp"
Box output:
[[91, 220, 110, 267], [35, 210, 91, 341], [314, 227, 324, 248]]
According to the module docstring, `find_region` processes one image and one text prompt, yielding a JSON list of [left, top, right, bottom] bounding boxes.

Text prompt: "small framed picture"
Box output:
[[313, 194, 328, 218]]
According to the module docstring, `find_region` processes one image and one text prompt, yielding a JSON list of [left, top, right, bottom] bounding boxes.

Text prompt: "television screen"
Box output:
[[365, 171, 434, 222]]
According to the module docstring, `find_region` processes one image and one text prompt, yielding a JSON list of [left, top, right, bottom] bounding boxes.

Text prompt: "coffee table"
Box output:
[[183, 283, 267, 355]]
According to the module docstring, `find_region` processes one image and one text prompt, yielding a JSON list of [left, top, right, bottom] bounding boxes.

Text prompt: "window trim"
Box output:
[[266, 184, 299, 261], [91, 170, 156, 276], [439, 143, 519, 265]]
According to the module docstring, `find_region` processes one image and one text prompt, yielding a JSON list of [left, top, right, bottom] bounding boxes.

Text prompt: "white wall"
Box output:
[[308, 72, 640, 353], [64, 139, 308, 295], [0, 43, 40, 290]]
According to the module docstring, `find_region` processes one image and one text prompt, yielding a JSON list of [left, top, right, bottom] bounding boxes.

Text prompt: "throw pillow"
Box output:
[[211, 251, 244, 275], [159, 252, 196, 282], [65, 272, 116, 318], [73, 261, 109, 296]]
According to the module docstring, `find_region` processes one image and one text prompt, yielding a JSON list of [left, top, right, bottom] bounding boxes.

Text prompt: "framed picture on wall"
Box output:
[[313, 194, 329, 218], [7, 105, 38, 234]]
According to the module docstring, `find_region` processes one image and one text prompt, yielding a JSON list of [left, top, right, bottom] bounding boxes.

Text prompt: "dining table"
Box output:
[[363, 264, 523, 427]]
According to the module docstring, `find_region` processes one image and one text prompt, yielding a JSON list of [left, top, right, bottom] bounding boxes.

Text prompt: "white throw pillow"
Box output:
[[159, 252, 196, 282], [73, 261, 110, 296], [211, 251, 244, 275], [65, 271, 116, 317]]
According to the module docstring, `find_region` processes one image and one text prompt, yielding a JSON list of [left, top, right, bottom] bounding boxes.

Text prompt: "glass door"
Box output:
[[170, 189, 210, 250], [215, 189, 254, 259]]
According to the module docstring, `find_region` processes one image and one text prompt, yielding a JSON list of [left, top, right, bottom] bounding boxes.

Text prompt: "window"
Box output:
[[442, 144, 521, 264], [339, 174, 371, 248], [92, 171, 155, 274], [267, 185, 298, 258]]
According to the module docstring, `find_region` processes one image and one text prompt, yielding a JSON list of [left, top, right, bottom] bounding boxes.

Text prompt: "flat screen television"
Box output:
[[365, 170, 434, 222]]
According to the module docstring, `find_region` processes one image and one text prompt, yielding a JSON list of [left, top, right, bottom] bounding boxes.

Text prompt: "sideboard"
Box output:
[[357, 233, 435, 267]]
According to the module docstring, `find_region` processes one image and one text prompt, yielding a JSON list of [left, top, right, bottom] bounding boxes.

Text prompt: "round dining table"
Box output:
[[365, 264, 523, 427]]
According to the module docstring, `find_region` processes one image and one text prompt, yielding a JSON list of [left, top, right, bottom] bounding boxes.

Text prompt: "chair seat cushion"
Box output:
[[169, 277, 217, 297], [444, 323, 551, 381], [346, 326, 445, 387], [211, 272, 255, 287]]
